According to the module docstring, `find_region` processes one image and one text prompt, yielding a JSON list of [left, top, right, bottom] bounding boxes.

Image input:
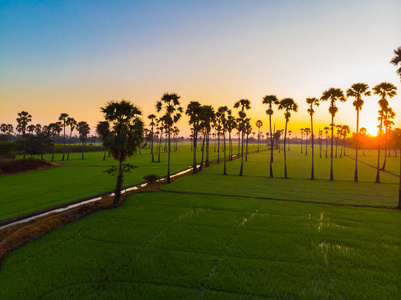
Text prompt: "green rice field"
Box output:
[[0, 144, 400, 298]]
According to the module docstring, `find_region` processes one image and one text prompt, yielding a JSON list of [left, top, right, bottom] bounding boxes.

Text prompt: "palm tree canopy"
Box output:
[[99, 100, 143, 162], [156, 93, 183, 126], [256, 120, 263, 128], [306, 97, 320, 116], [390, 46, 401, 77], [321, 88, 346, 103], [59, 113, 69, 122], [234, 99, 251, 111], [346, 83, 371, 111], [16, 111, 32, 133], [186, 101, 202, 127], [262, 95, 279, 107], [373, 82, 397, 104], [278, 98, 298, 113]]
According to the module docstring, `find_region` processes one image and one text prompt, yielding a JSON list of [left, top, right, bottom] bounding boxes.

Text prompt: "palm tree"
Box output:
[[226, 114, 236, 161], [288, 130, 292, 151], [318, 129, 323, 158], [148, 114, 157, 163], [321, 88, 347, 181], [381, 107, 396, 171], [306, 97, 320, 180], [262, 95, 279, 177], [304, 128, 311, 156], [98, 100, 144, 205], [278, 98, 298, 179], [96, 121, 109, 160], [346, 83, 371, 182], [255, 120, 263, 152], [234, 99, 251, 176], [373, 82, 397, 183], [340, 125, 350, 158], [59, 113, 69, 161], [16, 111, 32, 159], [186, 101, 202, 173], [390, 46, 401, 80], [77, 121, 90, 160], [218, 106, 230, 175], [244, 119, 252, 162], [324, 126, 329, 158], [49, 122, 61, 161], [201, 105, 215, 169], [156, 93, 183, 183], [300, 128, 304, 154], [65, 117, 76, 160], [335, 125, 342, 158]]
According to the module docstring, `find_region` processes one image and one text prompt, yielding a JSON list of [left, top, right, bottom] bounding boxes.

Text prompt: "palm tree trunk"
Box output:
[[151, 131, 154, 163], [239, 127, 244, 176], [223, 129, 227, 175], [113, 158, 123, 205], [284, 120, 288, 179], [330, 118, 334, 181], [62, 124, 66, 161], [67, 131, 72, 160], [167, 127, 171, 183], [305, 135, 308, 156], [398, 147, 401, 209], [325, 134, 328, 158], [354, 110, 360, 182], [381, 129, 388, 170], [376, 116, 383, 183], [311, 115, 315, 180], [269, 115, 274, 178], [205, 127, 210, 168], [199, 131, 206, 171], [192, 129, 197, 174], [237, 133, 240, 157], [245, 133, 249, 162], [158, 131, 162, 163], [217, 130, 220, 164]]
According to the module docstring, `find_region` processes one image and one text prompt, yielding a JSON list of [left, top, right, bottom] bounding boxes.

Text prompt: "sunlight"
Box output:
[[361, 123, 379, 137]]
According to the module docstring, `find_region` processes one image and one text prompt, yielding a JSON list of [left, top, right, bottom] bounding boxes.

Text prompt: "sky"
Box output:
[[1, 0, 400, 137]]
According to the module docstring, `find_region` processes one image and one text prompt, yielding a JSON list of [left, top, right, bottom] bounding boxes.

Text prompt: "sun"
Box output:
[[361, 123, 379, 137]]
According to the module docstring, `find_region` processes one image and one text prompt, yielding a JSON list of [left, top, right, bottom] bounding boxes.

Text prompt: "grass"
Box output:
[[0, 143, 254, 221], [0, 143, 400, 298]]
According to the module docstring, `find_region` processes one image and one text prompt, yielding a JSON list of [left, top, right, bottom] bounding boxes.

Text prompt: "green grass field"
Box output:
[[1, 143, 256, 221], [0, 143, 400, 298]]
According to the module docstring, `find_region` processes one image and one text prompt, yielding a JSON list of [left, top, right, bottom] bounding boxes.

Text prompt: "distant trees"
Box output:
[[98, 100, 144, 205], [59, 113, 69, 161], [77, 121, 90, 160], [255, 120, 263, 152], [16, 111, 32, 159], [148, 114, 157, 163]]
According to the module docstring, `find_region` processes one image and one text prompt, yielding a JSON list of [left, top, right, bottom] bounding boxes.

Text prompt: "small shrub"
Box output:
[[143, 174, 159, 184]]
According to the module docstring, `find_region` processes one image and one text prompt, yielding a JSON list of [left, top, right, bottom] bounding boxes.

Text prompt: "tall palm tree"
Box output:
[[226, 114, 236, 161], [278, 98, 298, 179], [65, 117, 76, 160], [324, 126, 329, 158], [390, 46, 401, 80], [321, 88, 347, 181], [300, 128, 304, 154], [381, 107, 395, 171], [340, 125, 350, 158], [306, 97, 320, 180], [96, 121, 109, 160], [218, 106, 230, 174], [288, 130, 292, 151], [156, 93, 182, 183], [16, 111, 32, 159], [255, 120, 263, 152], [98, 100, 144, 205], [77, 121, 90, 160], [335, 125, 342, 158], [148, 114, 157, 163], [262, 95, 279, 177], [234, 99, 251, 176], [49, 122, 61, 161], [373, 82, 397, 183], [59, 113, 69, 161], [346, 83, 371, 182], [186, 101, 202, 173], [304, 128, 311, 156]]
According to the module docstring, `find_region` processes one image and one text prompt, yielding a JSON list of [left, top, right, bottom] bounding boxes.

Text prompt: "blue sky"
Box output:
[[1, 0, 400, 136]]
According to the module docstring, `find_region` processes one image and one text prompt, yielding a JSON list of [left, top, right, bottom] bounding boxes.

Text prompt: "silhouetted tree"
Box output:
[[98, 100, 144, 205], [16, 111, 32, 159], [346, 83, 371, 182], [156, 93, 182, 183], [306, 97, 320, 180], [262, 95, 279, 177], [321, 88, 346, 181], [278, 98, 298, 179], [234, 99, 251, 176]]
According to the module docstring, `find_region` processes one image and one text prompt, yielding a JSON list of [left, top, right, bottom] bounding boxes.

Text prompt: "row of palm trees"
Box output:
[[3, 112, 92, 161]]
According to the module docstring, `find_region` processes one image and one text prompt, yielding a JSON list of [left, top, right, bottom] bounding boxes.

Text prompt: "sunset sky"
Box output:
[[1, 0, 400, 137]]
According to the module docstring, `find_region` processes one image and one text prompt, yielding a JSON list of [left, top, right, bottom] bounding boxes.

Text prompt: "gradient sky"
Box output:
[[1, 0, 400, 137]]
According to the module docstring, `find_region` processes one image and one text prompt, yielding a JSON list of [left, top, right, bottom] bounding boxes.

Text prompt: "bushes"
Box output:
[[0, 142, 16, 159], [0, 158, 52, 175]]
